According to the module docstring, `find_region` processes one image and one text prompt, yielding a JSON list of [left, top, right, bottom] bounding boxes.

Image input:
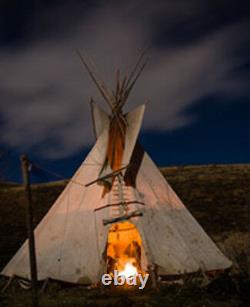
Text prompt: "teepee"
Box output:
[[2, 53, 231, 284]]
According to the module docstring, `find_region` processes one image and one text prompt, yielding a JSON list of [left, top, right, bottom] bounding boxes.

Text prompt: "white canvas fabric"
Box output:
[[1, 104, 231, 284], [90, 101, 110, 139], [122, 104, 145, 167], [134, 153, 232, 274], [2, 128, 109, 283]]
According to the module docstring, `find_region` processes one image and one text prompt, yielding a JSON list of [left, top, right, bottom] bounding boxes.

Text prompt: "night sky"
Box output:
[[0, 0, 250, 182]]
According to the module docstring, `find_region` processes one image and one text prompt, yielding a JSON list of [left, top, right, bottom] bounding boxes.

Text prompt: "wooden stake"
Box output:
[[148, 263, 158, 290], [20, 155, 39, 307]]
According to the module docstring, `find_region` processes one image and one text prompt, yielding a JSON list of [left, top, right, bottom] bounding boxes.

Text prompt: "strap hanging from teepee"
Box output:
[[85, 164, 130, 187]]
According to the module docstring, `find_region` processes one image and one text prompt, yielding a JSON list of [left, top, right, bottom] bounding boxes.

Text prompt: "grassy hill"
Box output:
[[0, 164, 249, 306]]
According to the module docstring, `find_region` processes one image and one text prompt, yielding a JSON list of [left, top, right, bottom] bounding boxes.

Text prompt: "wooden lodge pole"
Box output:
[[20, 155, 39, 307]]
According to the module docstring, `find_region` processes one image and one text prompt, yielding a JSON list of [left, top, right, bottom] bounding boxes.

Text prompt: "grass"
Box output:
[[0, 163, 249, 306]]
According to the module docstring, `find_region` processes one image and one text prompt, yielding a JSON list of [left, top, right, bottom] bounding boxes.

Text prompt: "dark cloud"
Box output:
[[0, 0, 249, 158]]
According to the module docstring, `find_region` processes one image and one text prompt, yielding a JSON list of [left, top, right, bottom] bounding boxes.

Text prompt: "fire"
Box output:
[[118, 261, 138, 279], [106, 222, 143, 283]]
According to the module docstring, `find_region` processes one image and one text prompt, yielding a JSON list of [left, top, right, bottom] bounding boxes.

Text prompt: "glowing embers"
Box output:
[[106, 222, 143, 283], [118, 260, 138, 279]]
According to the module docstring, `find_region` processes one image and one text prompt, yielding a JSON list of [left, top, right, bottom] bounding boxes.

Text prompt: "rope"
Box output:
[[31, 161, 132, 188], [31, 163, 68, 181], [31, 162, 87, 187]]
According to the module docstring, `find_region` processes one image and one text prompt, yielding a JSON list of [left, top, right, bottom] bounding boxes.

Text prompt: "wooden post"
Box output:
[[20, 155, 39, 307], [148, 264, 158, 289]]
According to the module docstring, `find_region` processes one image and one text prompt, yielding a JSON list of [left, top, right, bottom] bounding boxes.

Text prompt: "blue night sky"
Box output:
[[0, 0, 250, 182]]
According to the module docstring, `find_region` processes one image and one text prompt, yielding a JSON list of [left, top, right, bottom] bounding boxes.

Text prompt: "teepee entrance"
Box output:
[[106, 221, 143, 277]]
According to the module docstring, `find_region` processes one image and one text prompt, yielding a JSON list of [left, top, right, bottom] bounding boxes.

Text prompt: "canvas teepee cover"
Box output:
[[1, 54, 231, 284]]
